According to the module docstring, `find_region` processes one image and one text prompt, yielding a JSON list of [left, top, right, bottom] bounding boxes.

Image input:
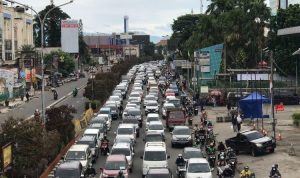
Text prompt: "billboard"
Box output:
[[237, 73, 269, 81], [61, 20, 79, 53], [201, 66, 210, 73], [2, 143, 12, 170]]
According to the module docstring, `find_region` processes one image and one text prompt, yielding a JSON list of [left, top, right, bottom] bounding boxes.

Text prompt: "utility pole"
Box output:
[[200, 0, 203, 14], [270, 51, 276, 144]]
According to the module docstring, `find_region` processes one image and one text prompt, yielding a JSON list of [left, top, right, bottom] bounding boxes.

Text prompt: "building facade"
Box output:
[[269, 0, 299, 15]]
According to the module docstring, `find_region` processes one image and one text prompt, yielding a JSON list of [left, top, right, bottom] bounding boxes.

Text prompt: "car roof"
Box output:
[[100, 107, 111, 111], [144, 142, 166, 150], [78, 135, 96, 141], [149, 121, 163, 125], [84, 129, 99, 134], [57, 161, 81, 169], [147, 168, 170, 174], [113, 142, 131, 149], [118, 124, 135, 128], [164, 103, 175, 107], [69, 144, 89, 151], [184, 147, 201, 152], [240, 130, 258, 135], [174, 126, 190, 130], [146, 131, 163, 135], [148, 100, 158, 103], [188, 158, 208, 164], [147, 113, 159, 117], [106, 154, 126, 162]]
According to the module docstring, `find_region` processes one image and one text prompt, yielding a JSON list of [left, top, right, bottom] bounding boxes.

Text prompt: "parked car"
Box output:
[[225, 130, 276, 156]]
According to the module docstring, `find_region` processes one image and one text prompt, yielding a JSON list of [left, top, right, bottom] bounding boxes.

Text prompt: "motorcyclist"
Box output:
[[85, 163, 96, 177], [217, 141, 226, 152], [207, 143, 216, 155], [175, 154, 185, 166], [240, 166, 252, 178], [34, 109, 41, 122], [101, 136, 110, 153], [73, 87, 78, 96], [53, 90, 58, 100], [269, 164, 281, 177], [222, 164, 234, 177], [226, 147, 236, 159], [116, 170, 125, 178]]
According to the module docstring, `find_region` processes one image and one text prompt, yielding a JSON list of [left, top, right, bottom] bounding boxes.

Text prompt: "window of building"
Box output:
[[5, 40, 12, 50], [5, 52, 12, 61]]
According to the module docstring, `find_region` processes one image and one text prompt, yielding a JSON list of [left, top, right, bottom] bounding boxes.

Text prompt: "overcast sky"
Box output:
[[18, 0, 211, 37]]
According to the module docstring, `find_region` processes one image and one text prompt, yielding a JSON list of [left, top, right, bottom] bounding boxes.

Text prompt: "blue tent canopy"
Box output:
[[239, 92, 270, 119]]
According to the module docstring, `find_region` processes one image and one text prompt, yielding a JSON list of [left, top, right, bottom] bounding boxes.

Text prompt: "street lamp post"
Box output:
[[292, 48, 300, 94], [6, 0, 74, 124]]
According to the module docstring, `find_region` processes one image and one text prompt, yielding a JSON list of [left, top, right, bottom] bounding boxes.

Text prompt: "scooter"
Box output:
[[208, 154, 216, 170], [100, 141, 109, 155], [176, 163, 186, 178]]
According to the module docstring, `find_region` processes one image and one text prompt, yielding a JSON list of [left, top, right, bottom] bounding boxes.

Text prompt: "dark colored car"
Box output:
[[145, 168, 173, 178], [54, 161, 83, 178], [225, 130, 276, 156]]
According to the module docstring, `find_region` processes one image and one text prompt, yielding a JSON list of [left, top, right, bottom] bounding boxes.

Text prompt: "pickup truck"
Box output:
[[166, 108, 186, 131], [225, 130, 276, 156]]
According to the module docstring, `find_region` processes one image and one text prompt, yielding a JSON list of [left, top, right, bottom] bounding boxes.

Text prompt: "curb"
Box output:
[[25, 84, 87, 121]]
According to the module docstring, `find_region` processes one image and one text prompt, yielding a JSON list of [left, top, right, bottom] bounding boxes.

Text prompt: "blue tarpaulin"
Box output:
[[239, 92, 270, 119]]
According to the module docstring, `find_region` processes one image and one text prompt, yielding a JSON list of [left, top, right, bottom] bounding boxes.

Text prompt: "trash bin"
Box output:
[[194, 108, 198, 116]]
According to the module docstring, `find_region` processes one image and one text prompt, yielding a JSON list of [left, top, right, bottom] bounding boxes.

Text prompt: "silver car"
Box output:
[[171, 126, 193, 147]]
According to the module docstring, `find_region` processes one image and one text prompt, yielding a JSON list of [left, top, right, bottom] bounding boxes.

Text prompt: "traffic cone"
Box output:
[[277, 133, 282, 141]]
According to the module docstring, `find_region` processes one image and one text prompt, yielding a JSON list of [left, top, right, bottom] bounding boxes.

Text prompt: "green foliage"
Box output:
[[34, 5, 70, 47], [268, 4, 300, 76], [45, 105, 76, 144], [19, 44, 35, 52], [171, 0, 270, 69], [79, 19, 91, 64], [44, 50, 75, 77], [292, 113, 300, 127]]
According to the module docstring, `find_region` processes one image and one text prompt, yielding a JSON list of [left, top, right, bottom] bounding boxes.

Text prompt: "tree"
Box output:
[[44, 50, 75, 77], [268, 4, 300, 76], [79, 19, 91, 64], [33, 5, 70, 47], [45, 105, 76, 144]]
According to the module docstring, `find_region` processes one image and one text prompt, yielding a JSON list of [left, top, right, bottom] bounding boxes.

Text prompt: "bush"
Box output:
[[90, 100, 100, 110], [292, 113, 300, 127]]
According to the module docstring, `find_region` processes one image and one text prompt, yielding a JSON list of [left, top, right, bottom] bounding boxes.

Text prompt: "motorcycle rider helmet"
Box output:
[[118, 169, 123, 176], [35, 109, 39, 113], [88, 163, 92, 168], [244, 166, 249, 170], [178, 153, 182, 158], [274, 164, 278, 169]]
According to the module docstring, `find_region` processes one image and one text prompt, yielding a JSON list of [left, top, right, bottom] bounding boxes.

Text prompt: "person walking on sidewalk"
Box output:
[[231, 113, 238, 132], [25, 92, 30, 102], [237, 113, 242, 132]]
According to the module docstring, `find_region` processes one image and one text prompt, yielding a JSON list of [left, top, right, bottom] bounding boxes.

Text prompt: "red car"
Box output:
[[100, 154, 129, 178]]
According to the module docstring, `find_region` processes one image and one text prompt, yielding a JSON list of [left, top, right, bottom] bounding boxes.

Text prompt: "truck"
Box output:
[[225, 130, 276, 157], [166, 108, 186, 131]]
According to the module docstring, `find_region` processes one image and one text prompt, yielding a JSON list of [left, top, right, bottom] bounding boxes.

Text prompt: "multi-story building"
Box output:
[[0, 3, 34, 66], [269, 0, 299, 15]]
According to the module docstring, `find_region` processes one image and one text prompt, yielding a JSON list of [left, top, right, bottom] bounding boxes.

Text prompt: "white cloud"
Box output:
[[15, 0, 209, 36]]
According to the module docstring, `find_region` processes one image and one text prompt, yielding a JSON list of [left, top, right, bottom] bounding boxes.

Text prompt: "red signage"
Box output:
[[275, 104, 284, 111]]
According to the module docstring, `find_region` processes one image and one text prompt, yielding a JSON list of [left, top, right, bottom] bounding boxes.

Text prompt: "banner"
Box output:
[[61, 19, 79, 53], [2, 144, 12, 169], [237, 73, 269, 81]]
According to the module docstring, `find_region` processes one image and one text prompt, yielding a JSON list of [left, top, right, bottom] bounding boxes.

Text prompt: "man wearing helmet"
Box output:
[[175, 154, 185, 166], [85, 163, 96, 177], [269, 164, 281, 177], [116, 169, 125, 178], [240, 166, 252, 178]]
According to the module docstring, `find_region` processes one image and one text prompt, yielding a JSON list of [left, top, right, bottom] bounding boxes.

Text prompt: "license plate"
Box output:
[[267, 147, 273, 150]]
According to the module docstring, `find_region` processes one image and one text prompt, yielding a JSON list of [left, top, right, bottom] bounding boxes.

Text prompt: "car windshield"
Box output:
[[128, 110, 141, 115], [147, 102, 157, 106], [168, 100, 180, 107], [145, 97, 155, 100], [149, 124, 163, 130], [188, 163, 210, 173], [144, 151, 166, 161], [105, 161, 126, 170], [107, 105, 117, 110], [111, 148, 130, 156], [183, 151, 203, 159], [118, 128, 133, 134], [147, 174, 169, 178], [147, 117, 159, 122], [149, 92, 157, 96], [65, 151, 86, 160], [145, 135, 163, 142], [89, 125, 105, 132], [55, 169, 80, 178], [110, 97, 119, 101], [245, 132, 264, 141], [169, 111, 184, 119], [131, 94, 140, 97], [123, 119, 138, 124], [173, 128, 190, 135], [77, 140, 95, 148], [100, 110, 110, 114]]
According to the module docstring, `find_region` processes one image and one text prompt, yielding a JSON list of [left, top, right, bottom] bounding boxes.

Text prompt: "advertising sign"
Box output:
[[201, 66, 210, 72], [61, 19, 79, 53], [237, 73, 269, 81], [2, 143, 12, 169], [198, 52, 210, 65]]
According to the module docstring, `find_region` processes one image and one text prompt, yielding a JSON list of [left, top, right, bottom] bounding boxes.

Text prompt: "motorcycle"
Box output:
[[208, 154, 216, 169], [241, 173, 256, 178], [176, 163, 186, 178], [217, 152, 226, 167], [53, 92, 58, 100], [73, 89, 78, 97], [270, 174, 281, 178], [100, 141, 109, 155], [217, 166, 234, 178], [188, 117, 193, 126]]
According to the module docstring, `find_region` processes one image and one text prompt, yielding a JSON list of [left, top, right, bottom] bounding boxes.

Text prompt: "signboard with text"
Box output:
[[61, 19, 79, 53], [2, 143, 12, 170]]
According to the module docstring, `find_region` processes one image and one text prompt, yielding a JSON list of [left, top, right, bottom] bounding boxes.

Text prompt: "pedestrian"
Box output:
[[231, 113, 238, 132], [25, 92, 29, 102], [227, 102, 231, 111], [237, 113, 242, 132], [212, 96, 216, 107]]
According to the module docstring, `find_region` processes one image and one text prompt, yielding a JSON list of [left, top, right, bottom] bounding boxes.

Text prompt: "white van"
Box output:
[[141, 142, 170, 176]]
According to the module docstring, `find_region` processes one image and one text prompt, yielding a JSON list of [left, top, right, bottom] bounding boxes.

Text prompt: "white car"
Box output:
[[144, 95, 156, 107], [108, 95, 122, 108], [185, 158, 212, 178], [129, 92, 142, 103], [115, 124, 136, 144], [162, 103, 175, 119], [146, 113, 160, 127], [147, 121, 165, 137], [97, 114, 112, 131], [145, 100, 159, 115]]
